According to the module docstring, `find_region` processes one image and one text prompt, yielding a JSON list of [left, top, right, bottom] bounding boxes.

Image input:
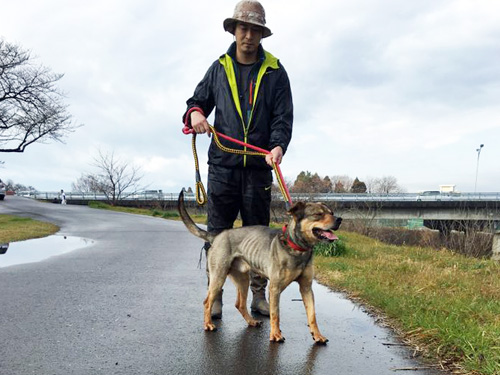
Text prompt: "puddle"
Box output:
[[0, 235, 94, 268]]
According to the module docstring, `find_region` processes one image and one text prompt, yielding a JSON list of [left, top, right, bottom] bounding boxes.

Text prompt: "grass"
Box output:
[[314, 235, 348, 257], [0, 214, 59, 243], [88, 201, 159, 216], [87, 202, 208, 224], [314, 231, 500, 375]]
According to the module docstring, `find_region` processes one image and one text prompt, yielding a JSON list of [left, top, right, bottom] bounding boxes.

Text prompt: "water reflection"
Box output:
[[195, 281, 371, 375], [0, 235, 93, 268]]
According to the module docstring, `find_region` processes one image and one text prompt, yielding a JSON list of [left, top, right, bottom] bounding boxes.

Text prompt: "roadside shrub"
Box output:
[[341, 219, 493, 258], [445, 230, 493, 258], [366, 227, 441, 247], [314, 237, 347, 257], [88, 201, 110, 209], [151, 209, 162, 217], [161, 211, 179, 219]]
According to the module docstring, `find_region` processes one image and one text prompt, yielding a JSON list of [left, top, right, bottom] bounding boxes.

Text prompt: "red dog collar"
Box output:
[[282, 225, 309, 252]]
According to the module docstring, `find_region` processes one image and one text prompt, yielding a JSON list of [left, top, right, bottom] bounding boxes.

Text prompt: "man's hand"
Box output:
[[190, 111, 211, 136], [265, 146, 283, 167]]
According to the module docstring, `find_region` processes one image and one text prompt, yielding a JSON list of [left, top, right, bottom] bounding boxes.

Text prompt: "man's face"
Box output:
[[234, 22, 263, 56]]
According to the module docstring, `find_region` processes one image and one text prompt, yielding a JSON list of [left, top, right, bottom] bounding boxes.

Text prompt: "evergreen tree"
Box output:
[[350, 177, 367, 193]]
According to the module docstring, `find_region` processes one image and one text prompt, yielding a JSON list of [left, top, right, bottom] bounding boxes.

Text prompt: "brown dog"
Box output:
[[178, 190, 342, 344]]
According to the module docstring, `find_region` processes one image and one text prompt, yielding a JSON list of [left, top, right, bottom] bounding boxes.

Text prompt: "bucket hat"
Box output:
[[223, 0, 272, 38]]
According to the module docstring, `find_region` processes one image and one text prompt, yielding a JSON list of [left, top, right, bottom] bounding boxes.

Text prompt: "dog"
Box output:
[[177, 190, 342, 344]]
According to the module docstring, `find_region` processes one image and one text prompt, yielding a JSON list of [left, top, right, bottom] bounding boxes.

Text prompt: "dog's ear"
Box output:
[[288, 201, 306, 221]]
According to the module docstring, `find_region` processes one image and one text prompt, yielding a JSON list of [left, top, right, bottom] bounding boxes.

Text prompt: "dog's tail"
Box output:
[[177, 189, 215, 243]]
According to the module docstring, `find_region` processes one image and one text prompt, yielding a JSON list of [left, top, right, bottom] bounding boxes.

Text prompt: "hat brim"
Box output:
[[223, 18, 272, 38]]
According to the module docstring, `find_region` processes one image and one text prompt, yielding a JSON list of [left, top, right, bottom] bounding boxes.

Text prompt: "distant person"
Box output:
[[60, 189, 67, 205]]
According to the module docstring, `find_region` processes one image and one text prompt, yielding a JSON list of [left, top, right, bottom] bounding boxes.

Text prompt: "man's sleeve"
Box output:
[[182, 62, 217, 126], [269, 66, 293, 154]]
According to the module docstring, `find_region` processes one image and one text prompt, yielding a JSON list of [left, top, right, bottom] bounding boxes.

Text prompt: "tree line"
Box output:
[[5, 161, 407, 204], [288, 171, 406, 194]]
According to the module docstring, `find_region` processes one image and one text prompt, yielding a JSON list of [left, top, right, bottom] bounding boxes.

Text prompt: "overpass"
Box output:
[[21, 191, 500, 228], [323, 195, 500, 223], [287, 192, 500, 232], [285, 193, 500, 260]]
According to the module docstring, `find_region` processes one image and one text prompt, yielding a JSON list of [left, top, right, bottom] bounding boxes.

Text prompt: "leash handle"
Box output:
[[182, 106, 203, 135]]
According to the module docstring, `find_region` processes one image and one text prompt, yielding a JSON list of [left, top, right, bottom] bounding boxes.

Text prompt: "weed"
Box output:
[[314, 237, 347, 257], [161, 211, 179, 219]]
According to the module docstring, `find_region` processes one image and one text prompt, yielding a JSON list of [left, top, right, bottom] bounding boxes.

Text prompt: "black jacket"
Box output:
[[183, 43, 293, 170]]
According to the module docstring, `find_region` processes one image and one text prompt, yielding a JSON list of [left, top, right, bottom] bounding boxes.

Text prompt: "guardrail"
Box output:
[[17, 191, 500, 202], [18, 191, 197, 201], [297, 192, 500, 202]]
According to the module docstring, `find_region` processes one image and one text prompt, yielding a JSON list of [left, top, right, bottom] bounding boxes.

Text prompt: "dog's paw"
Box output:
[[204, 323, 217, 331], [248, 319, 263, 327], [269, 332, 285, 343], [312, 334, 328, 345]]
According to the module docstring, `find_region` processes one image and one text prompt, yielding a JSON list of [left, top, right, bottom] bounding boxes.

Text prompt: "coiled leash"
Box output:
[[185, 129, 207, 206], [182, 108, 293, 209]]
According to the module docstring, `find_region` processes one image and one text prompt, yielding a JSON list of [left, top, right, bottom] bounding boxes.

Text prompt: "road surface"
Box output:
[[0, 196, 444, 375]]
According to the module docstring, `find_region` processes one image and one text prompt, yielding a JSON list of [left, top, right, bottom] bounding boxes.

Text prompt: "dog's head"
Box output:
[[287, 201, 342, 246]]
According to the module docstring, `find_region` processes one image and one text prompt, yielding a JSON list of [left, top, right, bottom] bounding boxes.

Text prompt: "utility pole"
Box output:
[[474, 144, 484, 193]]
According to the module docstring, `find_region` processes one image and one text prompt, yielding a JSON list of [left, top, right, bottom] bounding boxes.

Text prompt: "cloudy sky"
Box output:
[[1, 0, 499, 194]]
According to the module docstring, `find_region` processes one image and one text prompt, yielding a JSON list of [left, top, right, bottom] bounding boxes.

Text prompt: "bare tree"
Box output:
[[3, 179, 36, 193], [71, 174, 100, 193], [371, 175, 406, 194], [0, 39, 79, 153], [330, 175, 353, 193], [74, 150, 143, 205], [364, 177, 377, 193]]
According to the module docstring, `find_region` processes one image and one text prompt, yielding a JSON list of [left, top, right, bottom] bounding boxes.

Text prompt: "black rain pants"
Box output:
[[205, 164, 273, 294]]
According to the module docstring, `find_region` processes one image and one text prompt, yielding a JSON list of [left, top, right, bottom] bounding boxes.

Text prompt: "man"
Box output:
[[60, 189, 67, 205], [183, 0, 293, 318]]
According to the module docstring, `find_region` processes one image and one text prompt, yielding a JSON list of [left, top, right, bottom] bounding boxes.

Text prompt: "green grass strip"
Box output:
[[314, 231, 500, 375], [0, 214, 59, 243]]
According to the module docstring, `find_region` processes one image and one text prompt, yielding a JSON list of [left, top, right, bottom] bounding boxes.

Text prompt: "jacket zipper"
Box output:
[[219, 51, 279, 166]]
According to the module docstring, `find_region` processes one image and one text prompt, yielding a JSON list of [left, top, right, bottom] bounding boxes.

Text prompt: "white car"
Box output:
[[416, 190, 441, 201], [0, 180, 6, 200]]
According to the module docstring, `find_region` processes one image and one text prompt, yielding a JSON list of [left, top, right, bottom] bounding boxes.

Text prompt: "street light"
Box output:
[[474, 144, 484, 193]]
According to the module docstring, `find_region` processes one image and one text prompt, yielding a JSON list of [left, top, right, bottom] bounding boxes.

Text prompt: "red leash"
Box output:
[[183, 108, 292, 208]]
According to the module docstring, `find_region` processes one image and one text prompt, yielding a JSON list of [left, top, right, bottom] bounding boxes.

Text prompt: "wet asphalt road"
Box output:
[[0, 197, 443, 375]]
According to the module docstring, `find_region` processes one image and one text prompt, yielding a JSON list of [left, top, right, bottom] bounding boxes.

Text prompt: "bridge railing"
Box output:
[[17, 191, 500, 202], [18, 191, 198, 202], [296, 192, 500, 201]]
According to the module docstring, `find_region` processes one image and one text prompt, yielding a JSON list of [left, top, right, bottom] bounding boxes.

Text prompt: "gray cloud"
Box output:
[[1, 0, 499, 193]]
